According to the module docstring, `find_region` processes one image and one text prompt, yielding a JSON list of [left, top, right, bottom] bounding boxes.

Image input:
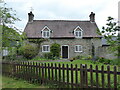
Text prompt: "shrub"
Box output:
[[74, 55, 82, 60], [50, 43, 60, 58], [44, 52, 53, 59], [97, 57, 105, 63], [18, 44, 38, 59], [87, 55, 92, 60]]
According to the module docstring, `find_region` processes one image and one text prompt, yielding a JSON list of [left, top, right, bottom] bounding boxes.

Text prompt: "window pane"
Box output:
[[79, 46, 81, 51], [43, 32, 46, 37], [43, 46, 46, 51], [47, 32, 49, 37], [79, 31, 81, 37], [76, 32, 78, 37], [75, 46, 78, 51], [46, 46, 49, 51]]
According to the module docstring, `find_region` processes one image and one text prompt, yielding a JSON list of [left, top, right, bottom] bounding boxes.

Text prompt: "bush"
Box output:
[[74, 55, 81, 60], [97, 57, 106, 63], [96, 57, 112, 64], [18, 44, 38, 59], [44, 52, 53, 59], [50, 43, 60, 58]]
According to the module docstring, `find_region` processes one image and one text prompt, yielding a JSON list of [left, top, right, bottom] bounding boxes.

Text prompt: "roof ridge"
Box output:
[[33, 20, 90, 22]]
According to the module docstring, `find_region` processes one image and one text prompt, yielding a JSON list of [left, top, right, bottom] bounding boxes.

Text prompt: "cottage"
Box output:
[[24, 12, 102, 59]]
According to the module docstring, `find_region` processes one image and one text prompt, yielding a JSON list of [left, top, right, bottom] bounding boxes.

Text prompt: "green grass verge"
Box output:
[[41, 59, 120, 88], [2, 75, 49, 88]]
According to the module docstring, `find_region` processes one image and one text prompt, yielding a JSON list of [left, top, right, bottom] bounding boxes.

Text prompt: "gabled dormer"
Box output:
[[74, 26, 83, 38], [41, 26, 51, 38]]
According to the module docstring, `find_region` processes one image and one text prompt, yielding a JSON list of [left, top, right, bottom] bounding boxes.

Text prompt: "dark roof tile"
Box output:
[[24, 20, 102, 38]]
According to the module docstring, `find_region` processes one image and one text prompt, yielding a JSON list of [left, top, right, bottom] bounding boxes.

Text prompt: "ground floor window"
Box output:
[[42, 45, 50, 52], [75, 45, 82, 52]]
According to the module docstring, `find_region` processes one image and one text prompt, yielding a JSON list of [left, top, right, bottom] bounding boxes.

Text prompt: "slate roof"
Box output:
[[24, 20, 102, 38]]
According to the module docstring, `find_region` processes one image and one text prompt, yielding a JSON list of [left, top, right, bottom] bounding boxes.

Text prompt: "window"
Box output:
[[75, 30, 82, 38], [41, 26, 51, 38], [42, 45, 50, 52], [74, 26, 83, 38], [75, 45, 82, 52], [42, 30, 50, 38]]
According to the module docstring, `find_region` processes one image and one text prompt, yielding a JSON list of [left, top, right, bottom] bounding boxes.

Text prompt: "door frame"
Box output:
[[61, 45, 69, 59]]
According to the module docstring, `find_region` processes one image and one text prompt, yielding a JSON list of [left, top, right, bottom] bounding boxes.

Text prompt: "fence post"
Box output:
[[82, 64, 85, 87], [114, 66, 117, 88], [12, 62, 16, 77]]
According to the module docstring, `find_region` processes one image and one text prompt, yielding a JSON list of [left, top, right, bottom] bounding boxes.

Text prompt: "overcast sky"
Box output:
[[2, 0, 120, 32]]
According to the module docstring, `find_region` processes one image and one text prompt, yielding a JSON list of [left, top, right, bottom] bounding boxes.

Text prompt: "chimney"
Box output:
[[89, 12, 95, 22], [28, 11, 34, 23]]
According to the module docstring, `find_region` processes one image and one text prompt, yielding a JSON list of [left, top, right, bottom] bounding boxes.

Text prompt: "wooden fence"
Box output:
[[2, 61, 120, 88]]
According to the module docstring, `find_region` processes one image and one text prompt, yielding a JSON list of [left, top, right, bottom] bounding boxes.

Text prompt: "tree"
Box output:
[[1, 2, 20, 45], [101, 17, 120, 59], [0, 2, 21, 58]]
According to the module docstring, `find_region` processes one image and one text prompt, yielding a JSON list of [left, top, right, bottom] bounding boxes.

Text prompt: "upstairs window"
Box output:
[[74, 26, 83, 38], [42, 45, 50, 52], [42, 29, 50, 38], [75, 45, 82, 52], [41, 26, 51, 38]]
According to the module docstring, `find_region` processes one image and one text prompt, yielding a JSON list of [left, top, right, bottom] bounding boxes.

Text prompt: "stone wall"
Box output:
[[38, 38, 102, 59], [98, 46, 117, 59]]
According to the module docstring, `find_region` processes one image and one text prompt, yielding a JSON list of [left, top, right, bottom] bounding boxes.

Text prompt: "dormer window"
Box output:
[[41, 26, 51, 38], [74, 26, 83, 38]]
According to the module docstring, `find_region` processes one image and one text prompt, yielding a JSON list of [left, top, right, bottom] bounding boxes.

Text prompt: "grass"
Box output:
[[42, 59, 116, 70], [41, 59, 120, 88], [2, 75, 49, 88], [2, 58, 120, 88]]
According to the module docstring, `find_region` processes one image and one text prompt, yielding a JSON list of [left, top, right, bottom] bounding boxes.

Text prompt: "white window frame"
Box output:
[[75, 45, 82, 52], [74, 26, 83, 38], [42, 45, 50, 52], [41, 26, 51, 38]]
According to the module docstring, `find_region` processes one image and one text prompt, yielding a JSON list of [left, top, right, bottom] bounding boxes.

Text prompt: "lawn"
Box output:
[[41, 59, 120, 88], [2, 75, 49, 88], [42, 59, 116, 70]]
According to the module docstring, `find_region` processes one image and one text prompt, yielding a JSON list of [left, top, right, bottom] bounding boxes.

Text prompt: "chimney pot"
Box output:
[[28, 11, 34, 23], [89, 12, 95, 22]]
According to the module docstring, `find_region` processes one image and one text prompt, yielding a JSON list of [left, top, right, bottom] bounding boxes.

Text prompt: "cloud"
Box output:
[[4, 0, 119, 32]]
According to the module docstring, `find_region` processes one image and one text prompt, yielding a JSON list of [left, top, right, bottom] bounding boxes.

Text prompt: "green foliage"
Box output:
[[0, 3, 20, 24], [44, 52, 53, 59], [18, 44, 38, 59], [73, 55, 82, 60], [100, 17, 120, 58], [50, 43, 60, 58], [28, 38, 47, 44], [2, 26, 21, 47]]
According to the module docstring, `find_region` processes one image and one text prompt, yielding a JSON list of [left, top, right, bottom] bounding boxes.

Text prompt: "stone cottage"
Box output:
[[24, 11, 102, 59]]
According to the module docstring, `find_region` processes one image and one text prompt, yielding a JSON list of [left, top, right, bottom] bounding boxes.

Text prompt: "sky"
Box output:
[[1, 0, 120, 33]]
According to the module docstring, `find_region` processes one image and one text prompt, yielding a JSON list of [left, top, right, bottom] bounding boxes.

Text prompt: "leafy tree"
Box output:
[[0, 1, 21, 59], [101, 17, 120, 59]]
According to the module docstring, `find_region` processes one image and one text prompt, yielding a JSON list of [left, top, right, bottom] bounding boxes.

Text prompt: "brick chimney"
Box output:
[[89, 12, 95, 22], [28, 11, 34, 23]]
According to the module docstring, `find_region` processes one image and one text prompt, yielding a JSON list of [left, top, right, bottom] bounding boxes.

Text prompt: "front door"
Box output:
[[62, 46, 68, 59]]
